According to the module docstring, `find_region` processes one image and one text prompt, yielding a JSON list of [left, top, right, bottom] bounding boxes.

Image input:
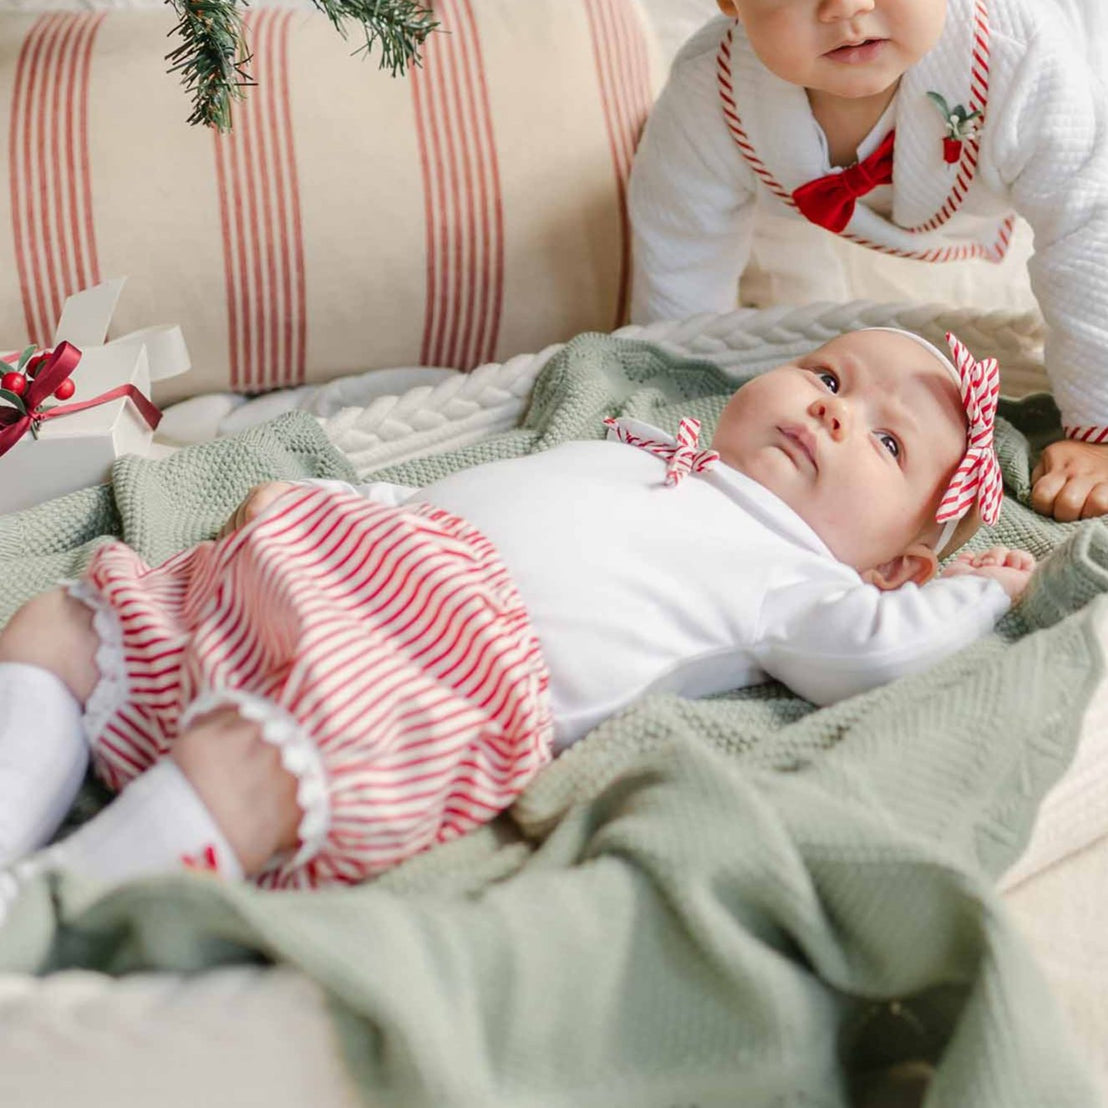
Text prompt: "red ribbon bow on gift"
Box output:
[[0, 341, 162, 459], [936, 331, 1003, 527], [791, 128, 896, 233]]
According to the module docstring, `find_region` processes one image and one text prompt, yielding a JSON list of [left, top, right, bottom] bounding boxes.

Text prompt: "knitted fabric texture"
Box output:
[[0, 410, 358, 620], [0, 337, 1104, 1107]]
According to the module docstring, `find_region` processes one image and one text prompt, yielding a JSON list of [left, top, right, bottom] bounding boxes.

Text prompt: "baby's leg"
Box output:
[[29, 699, 303, 885], [173, 703, 301, 875], [0, 589, 99, 865]]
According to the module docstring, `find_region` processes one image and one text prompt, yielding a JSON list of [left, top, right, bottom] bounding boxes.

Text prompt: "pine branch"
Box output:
[[163, 0, 438, 132], [309, 0, 439, 76], [165, 0, 255, 132]]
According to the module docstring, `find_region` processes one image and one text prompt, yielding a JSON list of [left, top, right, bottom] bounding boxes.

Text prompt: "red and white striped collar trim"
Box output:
[[715, 0, 999, 256], [1064, 424, 1108, 445]]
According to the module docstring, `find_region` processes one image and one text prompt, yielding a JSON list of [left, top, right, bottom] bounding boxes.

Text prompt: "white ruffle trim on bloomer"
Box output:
[[65, 578, 130, 748], [180, 689, 331, 869]]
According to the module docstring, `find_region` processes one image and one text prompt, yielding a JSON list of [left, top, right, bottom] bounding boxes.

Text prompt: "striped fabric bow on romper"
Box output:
[[604, 416, 720, 486]]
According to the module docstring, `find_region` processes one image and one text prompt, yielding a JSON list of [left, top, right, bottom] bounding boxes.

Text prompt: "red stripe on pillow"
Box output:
[[412, 0, 503, 371], [273, 14, 307, 389], [583, 0, 653, 328], [72, 11, 101, 295], [212, 124, 241, 389], [43, 16, 73, 325], [213, 9, 305, 391], [9, 13, 104, 347], [10, 16, 49, 345], [31, 17, 64, 333], [456, 0, 505, 372], [411, 48, 442, 370]]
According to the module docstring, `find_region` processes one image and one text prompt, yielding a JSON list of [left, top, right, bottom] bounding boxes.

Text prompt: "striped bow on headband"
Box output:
[[936, 332, 1003, 527]]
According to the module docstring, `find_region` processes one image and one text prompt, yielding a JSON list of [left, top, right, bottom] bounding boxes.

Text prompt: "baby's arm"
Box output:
[[1030, 442, 1108, 524], [939, 546, 1036, 603], [752, 570, 1018, 706], [987, 21, 1108, 518], [628, 20, 757, 324], [220, 478, 419, 536]]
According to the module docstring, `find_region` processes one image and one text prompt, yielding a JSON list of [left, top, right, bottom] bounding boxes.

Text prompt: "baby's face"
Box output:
[[717, 0, 946, 102], [712, 330, 966, 572]]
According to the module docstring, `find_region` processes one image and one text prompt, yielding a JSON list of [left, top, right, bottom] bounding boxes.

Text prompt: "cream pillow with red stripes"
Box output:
[[0, 1, 660, 403]]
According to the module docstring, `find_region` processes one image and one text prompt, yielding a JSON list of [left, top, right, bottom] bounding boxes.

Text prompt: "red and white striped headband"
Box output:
[[860, 328, 1003, 552]]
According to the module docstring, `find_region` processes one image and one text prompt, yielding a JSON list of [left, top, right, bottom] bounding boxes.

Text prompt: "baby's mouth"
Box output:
[[824, 38, 887, 62], [778, 426, 818, 471]]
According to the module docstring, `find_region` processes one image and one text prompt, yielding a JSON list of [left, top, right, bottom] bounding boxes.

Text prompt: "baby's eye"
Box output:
[[815, 370, 839, 393], [877, 431, 901, 459]]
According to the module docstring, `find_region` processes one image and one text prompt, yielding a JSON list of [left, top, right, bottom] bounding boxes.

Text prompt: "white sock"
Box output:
[[24, 758, 244, 886], [0, 662, 89, 867]]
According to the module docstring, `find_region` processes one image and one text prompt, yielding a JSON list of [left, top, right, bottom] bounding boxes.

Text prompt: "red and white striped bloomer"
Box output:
[[81, 486, 554, 889]]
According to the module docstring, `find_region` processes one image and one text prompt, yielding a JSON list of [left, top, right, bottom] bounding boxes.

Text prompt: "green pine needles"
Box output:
[[164, 0, 439, 131], [165, 0, 252, 131]]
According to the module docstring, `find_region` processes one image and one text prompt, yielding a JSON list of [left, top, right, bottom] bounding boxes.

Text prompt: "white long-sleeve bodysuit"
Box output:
[[628, 0, 1108, 439], [316, 419, 1010, 751]]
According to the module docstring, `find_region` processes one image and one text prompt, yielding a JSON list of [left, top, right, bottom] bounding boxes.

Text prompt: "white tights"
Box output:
[[0, 662, 88, 867], [0, 654, 243, 919], [0, 585, 316, 917]]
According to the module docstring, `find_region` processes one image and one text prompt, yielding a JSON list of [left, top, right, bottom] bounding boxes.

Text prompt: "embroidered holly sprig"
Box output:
[[927, 91, 983, 163], [0, 345, 74, 439]]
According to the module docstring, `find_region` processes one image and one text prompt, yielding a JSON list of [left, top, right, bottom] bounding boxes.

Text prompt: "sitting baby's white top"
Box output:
[[313, 418, 1010, 751]]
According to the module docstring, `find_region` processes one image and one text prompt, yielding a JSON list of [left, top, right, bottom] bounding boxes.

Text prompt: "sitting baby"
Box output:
[[0, 327, 1032, 906]]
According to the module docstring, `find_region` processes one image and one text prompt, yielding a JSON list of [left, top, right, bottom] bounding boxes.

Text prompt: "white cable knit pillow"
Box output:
[[0, 0, 660, 403]]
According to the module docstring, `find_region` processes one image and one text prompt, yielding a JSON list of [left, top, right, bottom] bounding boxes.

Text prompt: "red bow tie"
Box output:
[[791, 128, 896, 233]]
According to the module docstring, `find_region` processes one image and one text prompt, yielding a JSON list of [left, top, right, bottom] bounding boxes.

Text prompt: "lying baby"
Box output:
[[0, 327, 1032, 906]]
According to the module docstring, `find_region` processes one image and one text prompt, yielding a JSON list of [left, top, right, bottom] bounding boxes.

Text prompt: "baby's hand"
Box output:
[[219, 481, 298, 538], [941, 546, 1036, 602], [1031, 439, 1108, 522]]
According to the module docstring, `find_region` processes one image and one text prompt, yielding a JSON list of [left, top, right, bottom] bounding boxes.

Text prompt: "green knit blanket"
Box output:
[[1, 336, 1105, 1107]]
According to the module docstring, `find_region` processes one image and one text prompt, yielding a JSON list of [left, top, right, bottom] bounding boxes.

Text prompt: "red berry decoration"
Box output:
[[53, 378, 76, 400], [25, 351, 46, 378], [1, 371, 26, 396]]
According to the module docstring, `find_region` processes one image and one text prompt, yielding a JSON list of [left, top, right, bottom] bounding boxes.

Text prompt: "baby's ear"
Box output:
[[860, 543, 939, 591]]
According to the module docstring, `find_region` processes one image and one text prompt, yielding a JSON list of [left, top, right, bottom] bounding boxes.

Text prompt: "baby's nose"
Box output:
[[812, 396, 850, 439], [818, 0, 875, 22]]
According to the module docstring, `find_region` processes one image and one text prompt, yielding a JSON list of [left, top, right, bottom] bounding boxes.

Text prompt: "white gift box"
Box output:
[[0, 279, 190, 515]]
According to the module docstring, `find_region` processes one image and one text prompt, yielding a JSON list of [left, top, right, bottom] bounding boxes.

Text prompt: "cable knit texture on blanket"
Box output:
[[324, 300, 1048, 477], [0, 411, 357, 613], [0, 328, 1105, 1106]]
